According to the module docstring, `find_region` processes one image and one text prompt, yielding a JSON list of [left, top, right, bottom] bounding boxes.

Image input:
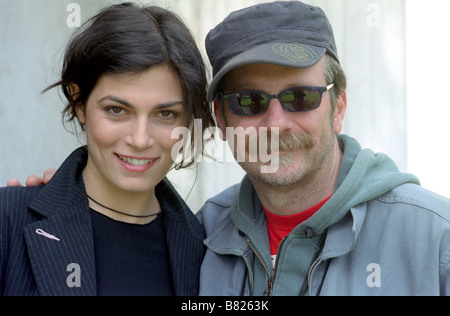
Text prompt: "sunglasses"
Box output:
[[220, 84, 334, 117]]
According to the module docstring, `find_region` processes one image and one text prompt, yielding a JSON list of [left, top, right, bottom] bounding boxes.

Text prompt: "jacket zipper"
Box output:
[[247, 237, 288, 296], [307, 258, 320, 294], [269, 237, 287, 295], [242, 253, 254, 294], [247, 239, 273, 295], [247, 236, 323, 296]]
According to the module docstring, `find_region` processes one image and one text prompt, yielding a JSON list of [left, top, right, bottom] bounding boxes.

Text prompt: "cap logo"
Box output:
[[272, 43, 317, 64]]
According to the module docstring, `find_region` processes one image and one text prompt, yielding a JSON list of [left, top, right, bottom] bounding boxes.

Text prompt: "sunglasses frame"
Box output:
[[220, 83, 335, 117]]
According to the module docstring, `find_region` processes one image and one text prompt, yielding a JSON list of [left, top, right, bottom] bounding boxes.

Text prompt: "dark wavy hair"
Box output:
[[45, 2, 214, 169]]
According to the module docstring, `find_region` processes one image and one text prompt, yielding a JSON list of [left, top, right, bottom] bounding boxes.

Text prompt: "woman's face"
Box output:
[[76, 64, 185, 195]]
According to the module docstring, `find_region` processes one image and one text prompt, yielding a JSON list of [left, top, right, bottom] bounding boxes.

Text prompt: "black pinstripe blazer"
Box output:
[[0, 147, 205, 296]]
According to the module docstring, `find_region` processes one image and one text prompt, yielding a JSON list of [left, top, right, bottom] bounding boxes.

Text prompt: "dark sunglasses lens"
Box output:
[[229, 92, 269, 115], [281, 88, 321, 112]]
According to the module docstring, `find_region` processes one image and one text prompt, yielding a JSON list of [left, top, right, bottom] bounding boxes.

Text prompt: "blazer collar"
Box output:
[[28, 147, 89, 218], [24, 147, 97, 295]]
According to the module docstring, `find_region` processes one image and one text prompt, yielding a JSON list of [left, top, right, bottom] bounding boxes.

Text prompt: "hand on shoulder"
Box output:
[[6, 169, 56, 187]]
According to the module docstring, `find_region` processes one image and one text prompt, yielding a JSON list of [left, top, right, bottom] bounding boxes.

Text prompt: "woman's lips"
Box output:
[[115, 154, 158, 172]]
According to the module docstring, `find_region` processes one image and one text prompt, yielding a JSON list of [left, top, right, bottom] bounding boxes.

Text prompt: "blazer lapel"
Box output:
[[23, 147, 97, 296], [24, 204, 97, 296]]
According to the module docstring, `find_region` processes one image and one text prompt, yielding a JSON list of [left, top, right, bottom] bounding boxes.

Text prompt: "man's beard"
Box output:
[[239, 131, 318, 187]]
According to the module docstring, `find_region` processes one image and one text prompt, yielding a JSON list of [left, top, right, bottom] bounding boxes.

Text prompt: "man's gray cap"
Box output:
[[206, 1, 339, 101]]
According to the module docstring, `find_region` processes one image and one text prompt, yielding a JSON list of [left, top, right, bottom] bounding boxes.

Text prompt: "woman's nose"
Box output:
[[125, 118, 154, 149]]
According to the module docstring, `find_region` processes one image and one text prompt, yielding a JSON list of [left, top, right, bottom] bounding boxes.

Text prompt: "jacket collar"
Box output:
[[24, 147, 97, 295], [320, 204, 367, 260], [204, 174, 368, 261], [204, 176, 266, 257], [29, 147, 89, 218]]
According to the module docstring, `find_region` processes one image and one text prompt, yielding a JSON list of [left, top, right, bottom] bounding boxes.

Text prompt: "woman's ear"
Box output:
[[69, 83, 80, 99], [70, 83, 85, 124]]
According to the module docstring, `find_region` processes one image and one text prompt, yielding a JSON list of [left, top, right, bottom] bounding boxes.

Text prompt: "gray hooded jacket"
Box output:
[[197, 135, 450, 296]]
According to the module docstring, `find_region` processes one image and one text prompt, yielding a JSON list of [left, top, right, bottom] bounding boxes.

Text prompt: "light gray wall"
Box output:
[[0, 0, 114, 183], [2, 0, 442, 212]]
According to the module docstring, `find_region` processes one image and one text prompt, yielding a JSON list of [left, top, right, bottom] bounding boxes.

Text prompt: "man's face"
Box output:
[[216, 57, 346, 188]]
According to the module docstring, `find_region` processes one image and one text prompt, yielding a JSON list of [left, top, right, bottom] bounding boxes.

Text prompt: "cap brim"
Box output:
[[207, 42, 326, 101]]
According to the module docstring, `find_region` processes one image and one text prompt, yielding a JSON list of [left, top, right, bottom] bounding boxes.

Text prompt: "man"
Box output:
[[10, 1, 450, 296], [196, 1, 450, 295]]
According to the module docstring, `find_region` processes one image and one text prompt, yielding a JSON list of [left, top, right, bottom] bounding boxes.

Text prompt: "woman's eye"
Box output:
[[108, 106, 125, 115], [159, 110, 176, 119]]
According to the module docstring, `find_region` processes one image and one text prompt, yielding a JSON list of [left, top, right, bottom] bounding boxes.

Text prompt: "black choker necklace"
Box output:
[[87, 194, 161, 219]]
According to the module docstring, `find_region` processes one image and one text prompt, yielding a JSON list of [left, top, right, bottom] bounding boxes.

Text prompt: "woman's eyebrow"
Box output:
[[155, 101, 185, 109], [98, 95, 133, 108], [98, 95, 184, 109]]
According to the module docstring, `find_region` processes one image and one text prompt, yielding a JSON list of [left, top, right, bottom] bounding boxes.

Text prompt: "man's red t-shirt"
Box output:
[[263, 195, 331, 268]]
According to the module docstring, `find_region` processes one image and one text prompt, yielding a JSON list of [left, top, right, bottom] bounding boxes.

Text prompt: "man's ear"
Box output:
[[214, 100, 227, 141], [70, 83, 85, 124], [333, 89, 347, 135]]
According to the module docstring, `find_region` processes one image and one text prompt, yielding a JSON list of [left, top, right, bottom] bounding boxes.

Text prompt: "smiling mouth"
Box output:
[[117, 154, 155, 166]]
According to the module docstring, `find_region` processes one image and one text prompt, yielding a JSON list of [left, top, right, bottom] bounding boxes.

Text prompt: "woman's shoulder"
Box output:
[[0, 185, 46, 245], [0, 185, 44, 218], [0, 184, 43, 199]]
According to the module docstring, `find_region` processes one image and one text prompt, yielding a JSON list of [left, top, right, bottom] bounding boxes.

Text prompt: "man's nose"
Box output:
[[260, 98, 294, 132]]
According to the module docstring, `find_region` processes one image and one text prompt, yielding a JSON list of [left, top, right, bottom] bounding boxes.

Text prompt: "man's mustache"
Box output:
[[246, 131, 315, 154]]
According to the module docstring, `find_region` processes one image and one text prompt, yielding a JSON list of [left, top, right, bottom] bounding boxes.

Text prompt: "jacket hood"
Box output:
[[232, 134, 420, 237], [295, 134, 420, 235]]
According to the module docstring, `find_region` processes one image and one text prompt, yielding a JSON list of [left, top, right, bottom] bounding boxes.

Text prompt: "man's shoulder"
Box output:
[[376, 183, 450, 222], [205, 184, 240, 209], [196, 184, 240, 234]]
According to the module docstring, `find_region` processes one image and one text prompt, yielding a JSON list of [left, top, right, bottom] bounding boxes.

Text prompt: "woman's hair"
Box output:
[[45, 2, 214, 169]]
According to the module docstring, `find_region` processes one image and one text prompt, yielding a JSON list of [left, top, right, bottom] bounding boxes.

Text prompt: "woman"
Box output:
[[0, 3, 214, 296]]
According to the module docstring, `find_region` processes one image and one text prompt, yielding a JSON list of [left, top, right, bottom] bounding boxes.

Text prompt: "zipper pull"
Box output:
[[263, 276, 273, 296], [247, 239, 273, 296]]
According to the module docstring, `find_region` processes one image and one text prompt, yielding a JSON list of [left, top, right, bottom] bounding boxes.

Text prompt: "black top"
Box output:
[[90, 209, 174, 296]]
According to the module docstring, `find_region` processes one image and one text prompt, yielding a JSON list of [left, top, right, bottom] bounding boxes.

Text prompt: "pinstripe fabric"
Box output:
[[158, 180, 205, 296], [0, 147, 205, 296]]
